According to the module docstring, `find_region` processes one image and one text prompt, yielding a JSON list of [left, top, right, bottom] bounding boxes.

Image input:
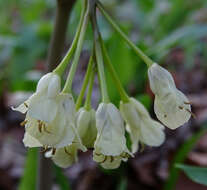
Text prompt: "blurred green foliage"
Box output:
[[176, 164, 207, 186]]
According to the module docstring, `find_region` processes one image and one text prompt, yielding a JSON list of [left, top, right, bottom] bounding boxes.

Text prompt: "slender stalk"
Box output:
[[84, 66, 95, 110], [47, 0, 76, 71], [91, 6, 109, 103], [75, 54, 94, 110], [96, 1, 154, 67], [62, 0, 90, 93], [99, 31, 129, 103], [37, 1, 76, 190], [53, 0, 87, 76]]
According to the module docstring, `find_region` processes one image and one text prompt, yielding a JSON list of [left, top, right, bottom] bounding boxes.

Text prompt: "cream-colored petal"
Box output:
[[23, 132, 42, 147], [139, 118, 165, 146], [148, 63, 176, 96], [25, 106, 66, 147], [126, 124, 139, 153], [47, 73, 61, 98], [12, 102, 28, 114], [77, 108, 97, 148], [51, 145, 78, 168], [27, 93, 58, 123], [93, 149, 122, 169], [36, 73, 53, 93], [154, 89, 191, 129], [121, 98, 165, 150], [55, 123, 75, 149], [11, 93, 36, 114], [95, 103, 127, 156]]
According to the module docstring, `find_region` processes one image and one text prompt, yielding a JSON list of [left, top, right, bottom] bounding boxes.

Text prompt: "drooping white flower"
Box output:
[[148, 63, 191, 129], [12, 72, 86, 150], [24, 93, 86, 150], [93, 103, 131, 169], [120, 98, 165, 153], [76, 108, 97, 148]]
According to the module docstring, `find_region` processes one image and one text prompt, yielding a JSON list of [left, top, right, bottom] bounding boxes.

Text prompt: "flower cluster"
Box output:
[[12, 0, 192, 169]]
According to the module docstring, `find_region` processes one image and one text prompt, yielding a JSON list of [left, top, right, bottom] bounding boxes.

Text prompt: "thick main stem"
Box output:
[[47, 0, 76, 71], [37, 1, 76, 190]]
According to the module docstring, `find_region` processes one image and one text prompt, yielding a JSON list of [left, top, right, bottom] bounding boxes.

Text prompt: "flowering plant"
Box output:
[[12, 0, 192, 169]]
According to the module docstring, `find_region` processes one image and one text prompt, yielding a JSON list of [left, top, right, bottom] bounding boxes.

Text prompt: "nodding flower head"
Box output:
[[93, 103, 132, 169], [120, 98, 165, 153], [148, 63, 192, 129], [76, 108, 97, 148]]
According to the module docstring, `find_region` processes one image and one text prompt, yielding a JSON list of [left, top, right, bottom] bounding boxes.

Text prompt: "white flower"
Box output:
[[25, 93, 86, 150], [12, 72, 61, 123], [45, 144, 78, 168], [120, 98, 165, 153], [93, 103, 131, 169], [148, 63, 191, 129], [76, 108, 97, 148], [12, 73, 86, 150]]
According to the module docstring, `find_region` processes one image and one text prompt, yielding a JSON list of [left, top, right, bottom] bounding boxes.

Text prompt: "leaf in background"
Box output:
[[149, 24, 207, 60], [164, 125, 207, 190], [18, 148, 38, 190], [54, 166, 71, 190], [136, 94, 152, 110], [176, 164, 207, 186], [105, 33, 136, 105]]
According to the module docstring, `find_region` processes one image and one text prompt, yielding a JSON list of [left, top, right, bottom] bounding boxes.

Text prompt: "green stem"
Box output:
[[75, 54, 94, 110], [62, 0, 90, 93], [91, 6, 109, 103], [53, 0, 87, 76], [99, 33, 129, 103], [84, 66, 95, 110], [96, 1, 154, 67]]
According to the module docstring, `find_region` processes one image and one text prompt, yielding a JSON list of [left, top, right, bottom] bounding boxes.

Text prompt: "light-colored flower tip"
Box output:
[[93, 149, 122, 169], [46, 144, 78, 168], [120, 98, 165, 153], [76, 108, 97, 148], [93, 103, 131, 168], [23, 132, 42, 148], [148, 63, 191, 129], [36, 72, 61, 98]]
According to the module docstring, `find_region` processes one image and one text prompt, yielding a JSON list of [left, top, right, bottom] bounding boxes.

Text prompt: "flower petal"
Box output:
[[148, 63, 176, 96], [36, 73, 53, 93], [95, 103, 128, 156], [154, 89, 191, 129], [77, 108, 97, 148], [139, 118, 165, 146], [23, 132, 42, 147], [27, 93, 58, 123], [51, 145, 78, 168], [47, 73, 61, 98]]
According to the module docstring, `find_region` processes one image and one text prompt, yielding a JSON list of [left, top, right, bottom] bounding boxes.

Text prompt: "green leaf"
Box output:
[[18, 148, 38, 190], [164, 125, 207, 190], [54, 166, 71, 190], [176, 164, 207, 186]]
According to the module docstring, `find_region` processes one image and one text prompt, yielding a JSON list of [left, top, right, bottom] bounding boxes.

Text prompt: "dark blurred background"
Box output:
[[1, 0, 207, 189]]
